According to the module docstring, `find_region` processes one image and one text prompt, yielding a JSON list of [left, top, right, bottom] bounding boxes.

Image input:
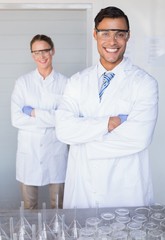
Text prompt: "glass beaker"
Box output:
[[111, 230, 128, 240], [100, 212, 115, 226], [132, 215, 147, 224], [147, 229, 163, 239], [127, 221, 142, 231], [79, 227, 95, 240], [149, 203, 165, 214], [97, 225, 112, 240], [129, 229, 146, 240], [111, 222, 125, 232], [86, 217, 101, 232], [134, 207, 150, 218], [115, 208, 129, 217], [115, 216, 131, 224], [160, 219, 165, 231], [150, 212, 165, 225]]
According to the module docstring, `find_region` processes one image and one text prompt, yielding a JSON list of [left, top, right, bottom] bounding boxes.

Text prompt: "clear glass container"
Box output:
[[115, 216, 131, 224], [127, 221, 142, 231], [111, 230, 128, 240], [129, 229, 146, 240], [143, 221, 159, 234], [149, 203, 165, 213], [115, 208, 129, 217], [150, 212, 165, 224], [100, 212, 115, 226], [111, 222, 125, 232], [147, 229, 163, 239], [132, 214, 147, 224], [79, 227, 95, 240], [134, 207, 150, 218]]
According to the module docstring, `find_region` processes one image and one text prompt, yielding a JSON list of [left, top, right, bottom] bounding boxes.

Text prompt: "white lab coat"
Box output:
[[11, 69, 68, 186], [55, 57, 158, 209]]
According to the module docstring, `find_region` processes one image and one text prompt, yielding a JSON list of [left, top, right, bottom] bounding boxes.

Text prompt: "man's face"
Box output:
[[93, 17, 130, 70]]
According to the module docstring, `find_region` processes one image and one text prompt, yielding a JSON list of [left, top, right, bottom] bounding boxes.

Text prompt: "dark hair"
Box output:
[[30, 34, 54, 51], [94, 6, 130, 30]]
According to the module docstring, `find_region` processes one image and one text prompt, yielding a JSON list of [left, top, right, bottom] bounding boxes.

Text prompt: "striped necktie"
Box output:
[[99, 72, 115, 100]]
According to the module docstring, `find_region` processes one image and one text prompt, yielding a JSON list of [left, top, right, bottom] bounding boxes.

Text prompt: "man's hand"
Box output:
[[108, 116, 121, 132], [108, 114, 128, 132]]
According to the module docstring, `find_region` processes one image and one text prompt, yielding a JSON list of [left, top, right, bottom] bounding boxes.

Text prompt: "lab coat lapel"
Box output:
[[100, 68, 127, 104], [88, 66, 100, 103]]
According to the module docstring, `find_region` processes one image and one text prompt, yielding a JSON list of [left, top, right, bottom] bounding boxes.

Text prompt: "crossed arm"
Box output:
[[108, 114, 128, 131], [23, 105, 127, 132]]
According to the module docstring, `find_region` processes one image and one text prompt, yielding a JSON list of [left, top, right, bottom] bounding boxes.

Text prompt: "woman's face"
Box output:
[[31, 40, 55, 72]]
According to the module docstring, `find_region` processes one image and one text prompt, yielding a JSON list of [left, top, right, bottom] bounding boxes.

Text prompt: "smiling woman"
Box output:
[[11, 33, 69, 209]]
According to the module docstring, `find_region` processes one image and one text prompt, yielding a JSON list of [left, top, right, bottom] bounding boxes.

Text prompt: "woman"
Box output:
[[11, 34, 68, 209]]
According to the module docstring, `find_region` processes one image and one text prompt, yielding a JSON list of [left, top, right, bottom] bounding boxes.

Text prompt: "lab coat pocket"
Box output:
[[116, 99, 133, 115], [17, 131, 30, 153]]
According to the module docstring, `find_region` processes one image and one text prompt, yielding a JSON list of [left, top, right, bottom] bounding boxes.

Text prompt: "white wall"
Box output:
[[0, 0, 164, 208]]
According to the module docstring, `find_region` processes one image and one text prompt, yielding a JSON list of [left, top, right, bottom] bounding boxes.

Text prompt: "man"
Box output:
[[55, 7, 158, 208], [11, 34, 68, 209]]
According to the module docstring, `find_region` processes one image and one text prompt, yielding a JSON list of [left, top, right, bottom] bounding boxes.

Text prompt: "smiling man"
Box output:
[[55, 7, 158, 208], [11, 34, 68, 209]]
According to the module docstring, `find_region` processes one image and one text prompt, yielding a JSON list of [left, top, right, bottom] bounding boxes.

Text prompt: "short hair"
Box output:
[[94, 6, 130, 30], [30, 34, 54, 51]]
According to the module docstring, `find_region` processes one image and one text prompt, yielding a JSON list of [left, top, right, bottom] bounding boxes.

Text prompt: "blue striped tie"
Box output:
[[99, 72, 115, 100]]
